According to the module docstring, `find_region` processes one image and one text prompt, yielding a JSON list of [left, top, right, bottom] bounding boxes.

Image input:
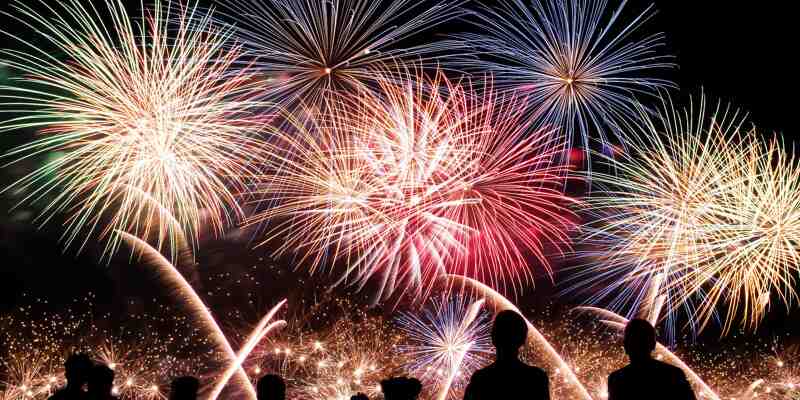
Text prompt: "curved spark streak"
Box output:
[[577, 306, 720, 400], [437, 299, 485, 400], [121, 184, 192, 264], [447, 275, 592, 400], [117, 231, 257, 399], [209, 300, 287, 400]]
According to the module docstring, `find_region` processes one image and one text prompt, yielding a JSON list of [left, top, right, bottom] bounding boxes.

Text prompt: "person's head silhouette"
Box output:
[[491, 310, 528, 359], [380, 376, 422, 400], [623, 318, 657, 362], [350, 393, 369, 400], [170, 376, 199, 400], [256, 374, 285, 400], [63, 353, 93, 389], [87, 364, 115, 397]]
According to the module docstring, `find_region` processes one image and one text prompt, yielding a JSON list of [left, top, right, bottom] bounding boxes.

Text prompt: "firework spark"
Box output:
[[0, 296, 208, 400], [396, 295, 492, 400], [247, 302, 406, 400], [217, 0, 466, 110], [0, 0, 269, 259], [252, 70, 576, 303], [451, 0, 673, 153]]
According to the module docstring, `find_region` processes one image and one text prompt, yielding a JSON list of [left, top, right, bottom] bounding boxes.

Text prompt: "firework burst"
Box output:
[[571, 94, 800, 338], [395, 295, 492, 400], [251, 69, 576, 303], [216, 0, 466, 110], [452, 0, 673, 153], [689, 137, 800, 333], [0, 0, 270, 259]]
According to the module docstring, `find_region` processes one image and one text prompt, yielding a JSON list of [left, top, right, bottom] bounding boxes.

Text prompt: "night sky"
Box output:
[[1, 1, 798, 344]]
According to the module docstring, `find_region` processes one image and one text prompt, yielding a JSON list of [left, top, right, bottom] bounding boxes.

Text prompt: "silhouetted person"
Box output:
[[350, 393, 369, 400], [256, 374, 285, 400], [170, 376, 199, 400], [380, 377, 422, 400], [49, 353, 93, 400], [463, 310, 549, 400], [607, 319, 695, 400], [86, 365, 118, 400]]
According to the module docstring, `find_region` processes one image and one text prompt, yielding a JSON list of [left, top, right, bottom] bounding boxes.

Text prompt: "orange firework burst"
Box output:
[[251, 68, 576, 303], [0, 0, 270, 259]]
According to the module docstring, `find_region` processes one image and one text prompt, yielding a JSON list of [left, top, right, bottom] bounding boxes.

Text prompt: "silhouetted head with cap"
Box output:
[[170, 376, 199, 400], [491, 310, 528, 360], [256, 374, 285, 400], [63, 353, 93, 388], [623, 319, 657, 363], [380, 377, 422, 400]]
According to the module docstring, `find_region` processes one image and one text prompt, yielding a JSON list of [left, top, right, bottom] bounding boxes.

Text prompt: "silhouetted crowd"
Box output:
[[48, 311, 695, 400]]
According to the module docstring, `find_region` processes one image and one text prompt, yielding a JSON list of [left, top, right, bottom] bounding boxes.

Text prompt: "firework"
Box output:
[[4, 292, 800, 400], [688, 137, 800, 333], [396, 295, 492, 400], [0, 296, 208, 400], [216, 0, 466, 110], [451, 0, 673, 152], [438, 85, 578, 293], [567, 94, 746, 340], [247, 302, 407, 400], [119, 231, 259, 399], [570, 93, 800, 338], [0, 0, 270, 259], [251, 69, 576, 303]]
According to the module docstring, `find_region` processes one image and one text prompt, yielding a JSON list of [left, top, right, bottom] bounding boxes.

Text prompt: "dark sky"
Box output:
[[1, 1, 798, 341], [652, 1, 796, 136]]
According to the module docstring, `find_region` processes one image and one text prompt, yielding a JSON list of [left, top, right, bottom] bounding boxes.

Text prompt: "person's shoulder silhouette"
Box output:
[[256, 374, 286, 400], [608, 319, 695, 400], [49, 353, 93, 400], [169, 376, 199, 400], [86, 364, 118, 400], [464, 310, 549, 400], [380, 376, 422, 400]]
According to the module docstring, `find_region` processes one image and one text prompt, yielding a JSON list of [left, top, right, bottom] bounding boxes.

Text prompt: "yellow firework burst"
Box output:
[[0, 0, 270, 258], [572, 94, 800, 337]]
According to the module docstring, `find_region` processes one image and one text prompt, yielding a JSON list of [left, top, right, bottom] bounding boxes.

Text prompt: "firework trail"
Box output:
[[252, 69, 576, 303], [209, 301, 286, 400], [448, 275, 593, 400], [396, 295, 491, 400], [118, 231, 257, 399], [216, 0, 466, 110], [451, 0, 673, 154], [0, 0, 270, 259]]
